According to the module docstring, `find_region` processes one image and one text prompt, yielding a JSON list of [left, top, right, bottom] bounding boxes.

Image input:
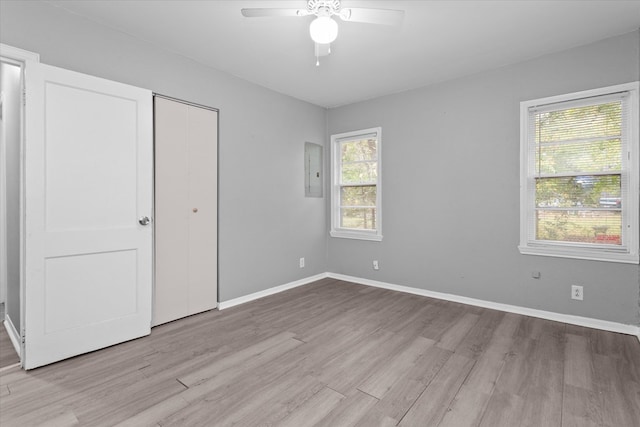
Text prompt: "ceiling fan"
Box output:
[[241, 0, 404, 64]]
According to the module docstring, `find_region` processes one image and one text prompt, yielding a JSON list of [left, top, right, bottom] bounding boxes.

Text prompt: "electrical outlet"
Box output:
[[373, 260, 379, 270], [571, 285, 583, 301], [299, 257, 305, 268]]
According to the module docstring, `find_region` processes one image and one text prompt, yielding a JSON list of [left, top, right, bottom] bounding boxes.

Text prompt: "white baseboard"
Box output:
[[4, 313, 21, 358], [217, 273, 329, 310], [216, 271, 640, 339], [327, 273, 640, 338]]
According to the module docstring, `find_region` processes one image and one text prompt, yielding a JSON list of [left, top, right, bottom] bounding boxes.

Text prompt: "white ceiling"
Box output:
[[47, 0, 640, 108]]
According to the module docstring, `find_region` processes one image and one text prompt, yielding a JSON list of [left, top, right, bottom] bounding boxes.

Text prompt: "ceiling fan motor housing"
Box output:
[[307, 0, 341, 16]]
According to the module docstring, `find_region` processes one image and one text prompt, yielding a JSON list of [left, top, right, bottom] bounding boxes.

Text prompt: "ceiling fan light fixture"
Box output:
[[309, 16, 338, 44]]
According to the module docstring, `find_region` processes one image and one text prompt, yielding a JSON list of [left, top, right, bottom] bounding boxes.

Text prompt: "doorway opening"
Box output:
[[0, 57, 23, 368]]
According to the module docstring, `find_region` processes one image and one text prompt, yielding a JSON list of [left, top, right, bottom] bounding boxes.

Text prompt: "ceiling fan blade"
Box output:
[[315, 43, 331, 57], [241, 8, 309, 18], [339, 8, 404, 26]]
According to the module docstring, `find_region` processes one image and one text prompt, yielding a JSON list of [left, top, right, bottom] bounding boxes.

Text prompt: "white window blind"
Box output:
[[519, 83, 639, 263]]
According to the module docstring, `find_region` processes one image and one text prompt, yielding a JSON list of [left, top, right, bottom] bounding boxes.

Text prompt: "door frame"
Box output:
[[0, 44, 40, 365], [0, 66, 6, 305]]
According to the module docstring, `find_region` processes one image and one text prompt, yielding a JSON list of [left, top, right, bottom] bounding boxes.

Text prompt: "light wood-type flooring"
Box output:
[[0, 326, 20, 370], [0, 304, 21, 370], [1, 278, 639, 426]]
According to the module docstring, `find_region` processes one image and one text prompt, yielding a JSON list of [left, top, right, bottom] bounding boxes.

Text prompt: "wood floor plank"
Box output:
[[4, 364, 173, 426], [209, 374, 324, 426], [2, 403, 80, 427], [437, 349, 507, 427], [113, 395, 190, 427], [399, 353, 475, 426], [379, 297, 438, 336], [357, 335, 435, 399], [0, 323, 20, 369], [160, 334, 326, 424], [1, 279, 639, 427], [231, 374, 326, 426], [178, 337, 304, 404], [561, 384, 602, 427], [276, 386, 345, 427], [435, 312, 480, 351], [420, 302, 466, 342], [487, 335, 537, 397], [481, 312, 521, 357], [592, 353, 640, 427], [321, 329, 420, 395], [564, 333, 594, 390], [353, 407, 402, 427], [159, 366, 313, 426], [0, 384, 9, 398], [518, 332, 565, 427], [381, 302, 439, 341], [0, 369, 76, 416], [290, 288, 388, 342], [518, 366, 564, 427], [478, 390, 525, 427], [371, 293, 429, 331], [315, 390, 379, 427], [453, 309, 505, 359], [358, 344, 452, 423], [177, 331, 297, 387], [75, 374, 187, 425]]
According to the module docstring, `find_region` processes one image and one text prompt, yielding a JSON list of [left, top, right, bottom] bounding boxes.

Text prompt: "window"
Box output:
[[330, 127, 382, 241], [519, 83, 639, 263]]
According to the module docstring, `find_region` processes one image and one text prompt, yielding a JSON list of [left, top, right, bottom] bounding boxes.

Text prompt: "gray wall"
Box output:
[[1, 61, 21, 330], [328, 30, 640, 326], [0, 1, 328, 302], [1, 1, 638, 327]]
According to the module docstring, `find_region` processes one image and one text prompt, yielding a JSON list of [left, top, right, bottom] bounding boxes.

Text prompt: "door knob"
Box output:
[[138, 216, 151, 226]]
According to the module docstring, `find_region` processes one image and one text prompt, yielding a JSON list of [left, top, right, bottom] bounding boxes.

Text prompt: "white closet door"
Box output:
[[24, 62, 153, 369], [153, 98, 189, 323], [185, 103, 218, 315], [154, 97, 217, 326]]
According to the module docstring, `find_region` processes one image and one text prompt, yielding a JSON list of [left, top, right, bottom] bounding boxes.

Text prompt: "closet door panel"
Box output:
[[153, 98, 189, 325], [187, 106, 218, 314]]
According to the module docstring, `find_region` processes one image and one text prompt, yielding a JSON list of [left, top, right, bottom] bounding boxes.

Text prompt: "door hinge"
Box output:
[[22, 87, 26, 107]]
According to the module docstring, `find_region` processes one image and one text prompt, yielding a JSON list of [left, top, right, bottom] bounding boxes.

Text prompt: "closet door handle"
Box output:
[[138, 216, 151, 226]]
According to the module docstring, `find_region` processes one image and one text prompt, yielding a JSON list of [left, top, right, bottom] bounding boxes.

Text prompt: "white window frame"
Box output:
[[519, 82, 639, 264], [330, 127, 382, 241]]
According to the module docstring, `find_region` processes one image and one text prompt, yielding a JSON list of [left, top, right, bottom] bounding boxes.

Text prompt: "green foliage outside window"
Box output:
[[340, 138, 378, 230], [534, 101, 622, 245]]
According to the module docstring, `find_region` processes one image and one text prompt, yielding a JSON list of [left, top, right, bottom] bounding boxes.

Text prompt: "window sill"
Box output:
[[518, 244, 639, 264], [330, 230, 383, 242]]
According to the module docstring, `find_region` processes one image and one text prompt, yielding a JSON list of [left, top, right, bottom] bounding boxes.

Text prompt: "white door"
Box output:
[[23, 62, 153, 369]]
